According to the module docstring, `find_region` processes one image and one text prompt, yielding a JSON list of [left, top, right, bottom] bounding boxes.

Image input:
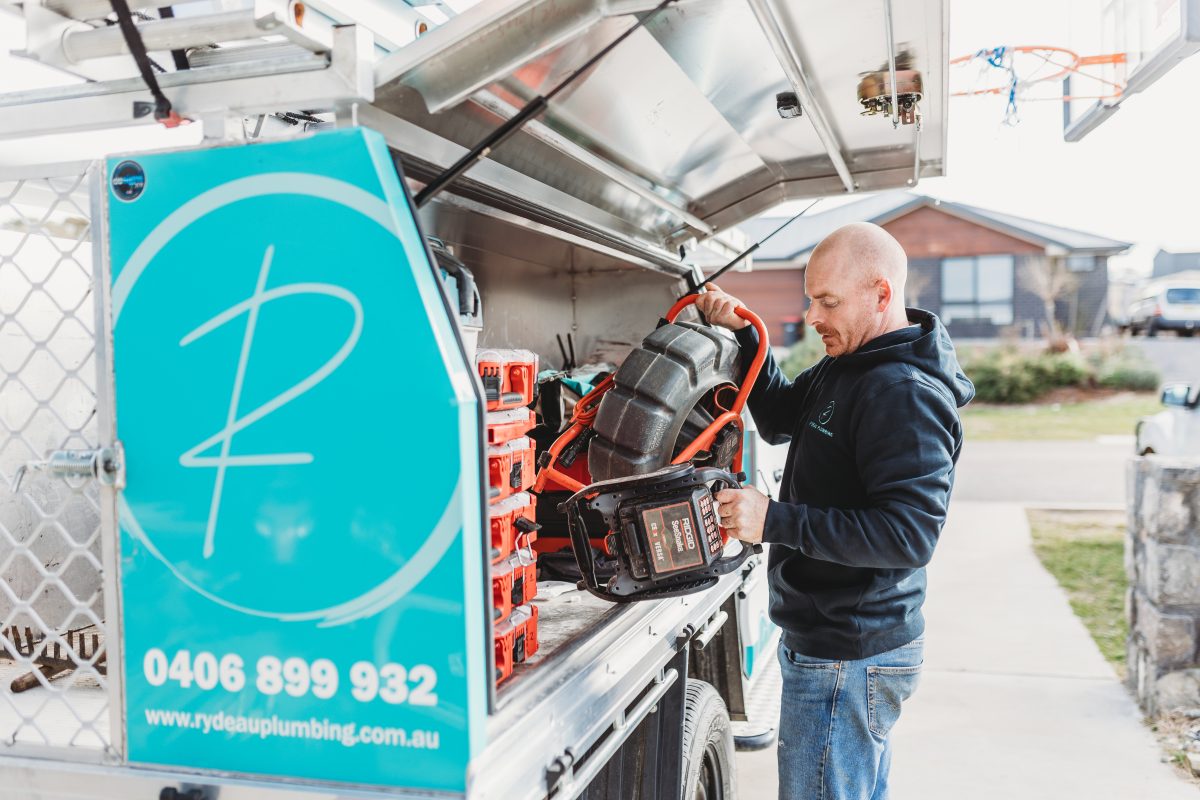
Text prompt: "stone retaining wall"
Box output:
[[1127, 457, 1200, 715]]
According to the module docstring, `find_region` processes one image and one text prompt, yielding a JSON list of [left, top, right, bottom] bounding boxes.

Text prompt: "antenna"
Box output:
[[694, 198, 822, 291]]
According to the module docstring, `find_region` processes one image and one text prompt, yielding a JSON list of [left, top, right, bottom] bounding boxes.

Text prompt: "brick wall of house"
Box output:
[[720, 206, 1112, 341], [882, 206, 1043, 259], [711, 267, 807, 343]]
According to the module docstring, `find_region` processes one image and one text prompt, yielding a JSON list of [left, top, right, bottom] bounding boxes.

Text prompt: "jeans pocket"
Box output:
[[779, 641, 839, 669], [867, 664, 922, 738]]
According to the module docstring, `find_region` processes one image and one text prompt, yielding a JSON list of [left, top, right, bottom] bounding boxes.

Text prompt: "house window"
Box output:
[[1066, 255, 1095, 272], [941, 255, 1014, 325]]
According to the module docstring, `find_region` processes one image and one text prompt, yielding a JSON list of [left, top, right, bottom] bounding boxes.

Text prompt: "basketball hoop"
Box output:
[[951, 45, 1126, 126]]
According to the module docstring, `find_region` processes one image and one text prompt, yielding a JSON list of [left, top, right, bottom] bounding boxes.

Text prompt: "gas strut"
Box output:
[[689, 197, 823, 292], [413, 0, 678, 209]]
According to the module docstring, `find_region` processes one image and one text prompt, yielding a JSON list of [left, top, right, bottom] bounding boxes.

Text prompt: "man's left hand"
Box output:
[[714, 485, 769, 544]]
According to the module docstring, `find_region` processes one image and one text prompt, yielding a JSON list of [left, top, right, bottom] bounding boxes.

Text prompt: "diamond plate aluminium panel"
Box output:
[[0, 160, 123, 762]]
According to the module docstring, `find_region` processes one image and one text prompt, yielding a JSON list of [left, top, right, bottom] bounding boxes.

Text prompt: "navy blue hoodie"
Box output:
[[735, 309, 974, 660]]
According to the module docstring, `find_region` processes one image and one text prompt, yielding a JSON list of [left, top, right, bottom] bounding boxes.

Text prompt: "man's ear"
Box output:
[[876, 278, 893, 311]]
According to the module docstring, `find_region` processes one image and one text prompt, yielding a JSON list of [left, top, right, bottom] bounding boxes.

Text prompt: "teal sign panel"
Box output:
[[106, 129, 486, 792]]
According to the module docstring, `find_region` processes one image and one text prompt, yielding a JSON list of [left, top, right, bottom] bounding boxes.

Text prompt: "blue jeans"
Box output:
[[776, 637, 924, 800]]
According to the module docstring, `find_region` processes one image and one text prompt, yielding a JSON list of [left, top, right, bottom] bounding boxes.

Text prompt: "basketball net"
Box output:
[[951, 46, 1126, 126]]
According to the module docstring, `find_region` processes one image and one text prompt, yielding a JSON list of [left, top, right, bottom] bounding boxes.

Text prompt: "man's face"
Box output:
[[804, 253, 884, 357]]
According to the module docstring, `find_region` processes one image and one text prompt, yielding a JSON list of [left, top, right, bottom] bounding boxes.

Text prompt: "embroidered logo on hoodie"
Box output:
[[809, 400, 836, 438]]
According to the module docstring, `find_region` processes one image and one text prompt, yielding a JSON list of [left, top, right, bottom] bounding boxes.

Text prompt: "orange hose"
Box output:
[[532, 375, 614, 493]]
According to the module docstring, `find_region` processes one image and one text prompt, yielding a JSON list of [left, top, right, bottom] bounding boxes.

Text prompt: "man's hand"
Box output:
[[694, 284, 750, 331], [714, 485, 769, 544]]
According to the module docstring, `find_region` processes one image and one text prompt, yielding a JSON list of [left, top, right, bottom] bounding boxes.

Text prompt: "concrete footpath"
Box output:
[[953, 440, 1130, 507], [735, 501, 1196, 799]]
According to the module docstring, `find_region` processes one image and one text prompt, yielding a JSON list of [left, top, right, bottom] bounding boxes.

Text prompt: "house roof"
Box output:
[[736, 191, 1132, 263], [1153, 250, 1200, 277]]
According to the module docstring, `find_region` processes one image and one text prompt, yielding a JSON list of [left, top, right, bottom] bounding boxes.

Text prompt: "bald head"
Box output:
[[809, 222, 908, 296], [804, 222, 912, 357]]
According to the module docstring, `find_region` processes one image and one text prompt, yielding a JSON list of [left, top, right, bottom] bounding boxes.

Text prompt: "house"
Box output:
[[717, 192, 1131, 342], [1152, 250, 1200, 279]]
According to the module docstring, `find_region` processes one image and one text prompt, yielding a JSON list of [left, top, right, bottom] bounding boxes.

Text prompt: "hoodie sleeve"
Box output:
[[734, 325, 821, 446], [759, 377, 960, 568]]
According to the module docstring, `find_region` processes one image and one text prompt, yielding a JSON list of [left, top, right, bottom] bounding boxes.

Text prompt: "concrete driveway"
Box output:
[[734, 501, 1196, 800], [734, 422, 1190, 798]]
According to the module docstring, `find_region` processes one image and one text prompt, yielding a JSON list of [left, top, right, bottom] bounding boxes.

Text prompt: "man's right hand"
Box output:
[[694, 284, 750, 331]]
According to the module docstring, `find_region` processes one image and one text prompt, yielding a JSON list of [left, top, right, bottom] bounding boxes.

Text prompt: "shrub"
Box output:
[[1027, 353, 1092, 390], [779, 336, 1160, 404], [962, 349, 1042, 403], [1096, 360, 1160, 392], [777, 333, 827, 378], [961, 348, 1096, 403], [1087, 342, 1161, 392]]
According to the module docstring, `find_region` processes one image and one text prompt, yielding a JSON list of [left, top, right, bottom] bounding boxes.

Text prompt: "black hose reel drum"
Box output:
[[543, 296, 770, 603]]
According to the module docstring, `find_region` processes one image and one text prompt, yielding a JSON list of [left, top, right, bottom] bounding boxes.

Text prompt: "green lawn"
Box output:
[[962, 393, 1161, 441], [1027, 509, 1128, 677]]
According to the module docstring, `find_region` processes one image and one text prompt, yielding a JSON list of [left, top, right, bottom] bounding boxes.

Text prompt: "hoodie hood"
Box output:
[[839, 308, 975, 408]]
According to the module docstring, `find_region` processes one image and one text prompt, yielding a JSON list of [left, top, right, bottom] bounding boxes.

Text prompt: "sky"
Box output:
[[898, 0, 1200, 277], [1, 0, 1197, 276]]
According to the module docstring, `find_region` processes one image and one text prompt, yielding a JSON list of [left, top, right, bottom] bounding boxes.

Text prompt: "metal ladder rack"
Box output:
[[1, 0, 378, 140]]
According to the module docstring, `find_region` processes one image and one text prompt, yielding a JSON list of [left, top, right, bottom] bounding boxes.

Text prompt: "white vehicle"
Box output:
[[1127, 281, 1200, 337], [1136, 384, 1200, 456]]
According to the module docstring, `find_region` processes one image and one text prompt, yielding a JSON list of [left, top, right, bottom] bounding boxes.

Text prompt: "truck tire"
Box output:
[[589, 322, 741, 482], [681, 680, 736, 800]]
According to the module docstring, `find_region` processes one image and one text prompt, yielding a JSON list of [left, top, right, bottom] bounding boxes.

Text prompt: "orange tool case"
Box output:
[[488, 491, 538, 563], [489, 548, 538, 624], [494, 604, 539, 684], [476, 348, 538, 411], [486, 407, 535, 446], [487, 436, 536, 502]]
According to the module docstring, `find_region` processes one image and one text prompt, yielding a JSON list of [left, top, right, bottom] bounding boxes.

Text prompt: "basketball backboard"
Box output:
[[1064, 0, 1200, 140]]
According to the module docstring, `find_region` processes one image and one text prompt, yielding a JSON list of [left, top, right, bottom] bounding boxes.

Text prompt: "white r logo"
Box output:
[[177, 244, 363, 558]]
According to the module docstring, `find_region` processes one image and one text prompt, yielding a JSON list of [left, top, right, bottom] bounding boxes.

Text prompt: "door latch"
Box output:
[[10, 443, 125, 493]]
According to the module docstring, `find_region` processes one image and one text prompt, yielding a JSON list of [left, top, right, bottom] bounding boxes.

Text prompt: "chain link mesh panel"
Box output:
[[0, 165, 113, 756]]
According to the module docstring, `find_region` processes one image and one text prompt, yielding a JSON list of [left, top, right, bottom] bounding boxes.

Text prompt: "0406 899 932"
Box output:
[[141, 648, 439, 706]]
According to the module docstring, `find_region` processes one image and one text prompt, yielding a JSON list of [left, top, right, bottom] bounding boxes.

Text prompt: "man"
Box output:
[[695, 222, 974, 800]]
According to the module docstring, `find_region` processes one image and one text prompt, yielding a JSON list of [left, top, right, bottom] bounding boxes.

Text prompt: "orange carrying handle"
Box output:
[[663, 295, 769, 471], [534, 294, 770, 494]]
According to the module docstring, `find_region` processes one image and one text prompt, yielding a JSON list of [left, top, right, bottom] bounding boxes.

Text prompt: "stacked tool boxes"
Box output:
[[478, 349, 541, 684]]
